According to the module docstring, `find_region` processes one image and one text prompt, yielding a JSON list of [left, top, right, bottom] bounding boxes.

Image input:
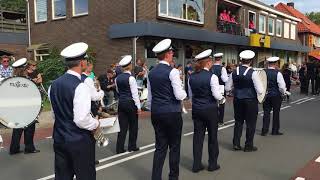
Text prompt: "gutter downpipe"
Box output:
[[133, 0, 137, 67], [26, 0, 31, 46]]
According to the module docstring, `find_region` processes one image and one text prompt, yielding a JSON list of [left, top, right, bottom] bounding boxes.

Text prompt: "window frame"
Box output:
[[158, 0, 205, 25], [248, 10, 257, 29], [268, 17, 275, 36], [259, 14, 266, 34], [276, 19, 282, 37], [34, 0, 48, 23], [290, 23, 296, 40], [284, 20, 290, 39], [72, 0, 89, 17], [52, 0, 67, 20]]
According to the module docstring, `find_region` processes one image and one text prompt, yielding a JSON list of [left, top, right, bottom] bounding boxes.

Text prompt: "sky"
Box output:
[[260, 0, 320, 13]]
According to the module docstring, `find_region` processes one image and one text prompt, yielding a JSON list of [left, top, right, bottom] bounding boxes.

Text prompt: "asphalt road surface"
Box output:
[[0, 91, 319, 180]]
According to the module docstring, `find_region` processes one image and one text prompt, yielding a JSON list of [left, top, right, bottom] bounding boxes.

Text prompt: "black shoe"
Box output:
[[244, 146, 258, 152], [192, 164, 205, 173], [271, 132, 284, 136], [95, 160, 100, 165], [233, 145, 242, 151], [24, 149, 40, 154], [128, 147, 140, 152], [218, 123, 224, 126], [9, 150, 23, 155], [208, 164, 220, 172], [261, 132, 267, 136], [116, 149, 127, 154]]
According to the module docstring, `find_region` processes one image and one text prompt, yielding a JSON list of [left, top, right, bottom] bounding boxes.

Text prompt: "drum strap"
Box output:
[[236, 67, 240, 75], [243, 67, 251, 76]]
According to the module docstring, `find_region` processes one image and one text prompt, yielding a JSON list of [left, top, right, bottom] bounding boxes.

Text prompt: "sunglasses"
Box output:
[[2, 60, 9, 63]]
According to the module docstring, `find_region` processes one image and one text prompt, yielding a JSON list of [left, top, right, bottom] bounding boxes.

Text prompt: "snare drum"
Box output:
[[0, 76, 43, 129]]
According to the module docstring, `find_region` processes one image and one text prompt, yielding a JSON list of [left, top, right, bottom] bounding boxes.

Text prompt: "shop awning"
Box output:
[[310, 54, 320, 60], [109, 21, 310, 52]]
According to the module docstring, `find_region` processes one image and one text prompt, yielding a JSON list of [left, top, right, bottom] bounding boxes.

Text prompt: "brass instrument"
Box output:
[[93, 126, 110, 147]]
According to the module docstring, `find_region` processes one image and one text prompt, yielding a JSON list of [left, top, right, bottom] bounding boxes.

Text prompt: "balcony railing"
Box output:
[[0, 20, 27, 32], [217, 20, 241, 35]]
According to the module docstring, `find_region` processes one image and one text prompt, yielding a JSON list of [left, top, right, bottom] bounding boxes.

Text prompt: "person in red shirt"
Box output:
[[226, 11, 231, 22], [249, 19, 256, 33], [230, 15, 237, 23]]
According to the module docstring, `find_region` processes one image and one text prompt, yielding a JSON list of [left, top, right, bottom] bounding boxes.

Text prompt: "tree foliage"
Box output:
[[0, 0, 27, 13], [306, 12, 320, 25]]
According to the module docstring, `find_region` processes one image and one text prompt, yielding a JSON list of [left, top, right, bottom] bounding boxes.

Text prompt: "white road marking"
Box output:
[[260, 106, 291, 117], [295, 177, 305, 180], [45, 136, 52, 139], [37, 103, 294, 180], [290, 97, 310, 104], [315, 156, 320, 163], [296, 98, 315, 105]]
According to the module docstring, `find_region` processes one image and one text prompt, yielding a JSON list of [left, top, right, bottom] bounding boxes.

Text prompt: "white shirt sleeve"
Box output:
[[225, 73, 233, 92], [277, 72, 287, 94], [73, 83, 99, 131], [48, 86, 55, 121], [84, 77, 104, 101], [115, 78, 119, 93], [147, 78, 152, 109], [221, 67, 229, 83], [188, 79, 192, 102], [169, 68, 187, 100], [211, 74, 224, 100], [129, 76, 141, 110], [252, 71, 264, 95]]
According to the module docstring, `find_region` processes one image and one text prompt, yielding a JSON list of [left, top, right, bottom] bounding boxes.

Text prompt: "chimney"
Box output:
[[287, 2, 294, 8]]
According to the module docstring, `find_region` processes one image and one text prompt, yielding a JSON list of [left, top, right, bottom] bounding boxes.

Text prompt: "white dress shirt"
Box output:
[[188, 68, 224, 101], [115, 71, 141, 110], [48, 70, 99, 131], [214, 63, 229, 83], [268, 67, 287, 94], [147, 61, 187, 109], [82, 73, 104, 101], [225, 65, 264, 95]]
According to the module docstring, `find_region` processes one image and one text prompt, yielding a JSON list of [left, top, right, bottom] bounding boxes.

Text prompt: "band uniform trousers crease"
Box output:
[[262, 96, 282, 133], [10, 122, 36, 153]]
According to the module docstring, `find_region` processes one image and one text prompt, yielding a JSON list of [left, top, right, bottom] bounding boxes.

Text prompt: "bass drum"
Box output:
[[0, 76, 42, 129], [253, 68, 268, 104]]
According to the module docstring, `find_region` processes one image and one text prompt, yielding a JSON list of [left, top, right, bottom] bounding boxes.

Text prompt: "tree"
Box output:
[[306, 12, 320, 25], [0, 0, 26, 13]]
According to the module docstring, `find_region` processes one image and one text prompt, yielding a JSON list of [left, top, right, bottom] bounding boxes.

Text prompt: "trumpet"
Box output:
[[218, 96, 226, 105], [93, 126, 109, 147]]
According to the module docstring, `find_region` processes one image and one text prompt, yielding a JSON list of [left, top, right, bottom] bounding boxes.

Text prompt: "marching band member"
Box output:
[[115, 55, 141, 154], [225, 50, 263, 152], [261, 57, 287, 136], [189, 49, 225, 173], [211, 53, 228, 126], [9, 58, 40, 155], [147, 39, 187, 180], [49, 42, 99, 179]]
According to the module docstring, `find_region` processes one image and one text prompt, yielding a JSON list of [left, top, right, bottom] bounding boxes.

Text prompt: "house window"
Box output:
[[73, 0, 88, 16], [284, 21, 290, 39], [290, 24, 296, 40], [259, 14, 266, 34], [52, 0, 66, 19], [276, 19, 282, 37], [158, 0, 204, 24], [34, 0, 47, 22], [35, 48, 50, 61], [248, 11, 256, 30], [268, 18, 274, 35]]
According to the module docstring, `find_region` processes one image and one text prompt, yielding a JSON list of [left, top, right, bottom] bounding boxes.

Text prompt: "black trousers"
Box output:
[[306, 75, 316, 94], [192, 106, 219, 169], [10, 122, 36, 153], [116, 100, 138, 153], [217, 104, 225, 124], [315, 77, 320, 94], [233, 98, 258, 148], [262, 96, 282, 134], [151, 112, 183, 180], [54, 136, 96, 180]]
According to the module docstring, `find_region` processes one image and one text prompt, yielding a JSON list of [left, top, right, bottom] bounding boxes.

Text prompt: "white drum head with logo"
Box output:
[[0, 77, 42, 128], [254, 68, 268, 104]]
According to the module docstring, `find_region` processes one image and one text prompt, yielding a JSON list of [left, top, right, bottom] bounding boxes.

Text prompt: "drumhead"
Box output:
[[254, 69, 268, 104], [0, 77, 42, 128]]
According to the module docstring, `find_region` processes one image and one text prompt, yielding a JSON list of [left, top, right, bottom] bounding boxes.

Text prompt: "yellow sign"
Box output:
[[250, 34, 271, 48]]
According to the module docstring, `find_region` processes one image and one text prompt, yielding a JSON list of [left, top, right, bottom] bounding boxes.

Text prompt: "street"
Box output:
[[0, 90, 320, 180]]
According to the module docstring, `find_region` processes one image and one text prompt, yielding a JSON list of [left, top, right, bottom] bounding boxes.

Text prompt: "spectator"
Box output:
[[115, 63, 122, 77], [306, 59, 317, 95], [85, 62, 95, 80], [0, 55, 13, 78], [226, 11, 231, 22], [98, 69, 116, 106], [184, 61, 193, 99], [176, 64, 183, 80], [249, 19, 256, 33], [299, 63, 307, 94], [26, 60, 43, 85], [230, 15, 237, 23], [315, 63, 320, 95], [282, 63, 291, 101], [134, 59, 146, 88]]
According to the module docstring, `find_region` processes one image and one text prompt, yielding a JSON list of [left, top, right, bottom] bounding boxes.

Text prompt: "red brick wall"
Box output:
[[0, 44, 27, 59]]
